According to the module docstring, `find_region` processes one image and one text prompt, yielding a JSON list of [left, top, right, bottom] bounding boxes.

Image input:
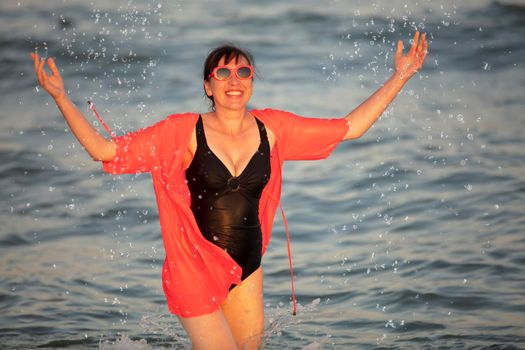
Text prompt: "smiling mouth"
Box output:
[[225, 90, 243, 96]]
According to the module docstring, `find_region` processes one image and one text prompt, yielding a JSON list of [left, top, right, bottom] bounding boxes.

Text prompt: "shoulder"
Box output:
[[164, 112, 199, 125], [250, 108, 293, 130], [135, 113, 198, 150], [158, 112, 199, 134], [250, 108, 287, 119], [250, 108, 309, 124], [250, 108, 308, 138]]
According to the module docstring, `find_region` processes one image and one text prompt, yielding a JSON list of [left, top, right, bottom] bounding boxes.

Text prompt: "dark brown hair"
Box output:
[[203, 44, 255, 108]]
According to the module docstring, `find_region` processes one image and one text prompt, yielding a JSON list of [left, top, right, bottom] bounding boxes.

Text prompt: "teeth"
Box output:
[[226, 91, 242, 96]]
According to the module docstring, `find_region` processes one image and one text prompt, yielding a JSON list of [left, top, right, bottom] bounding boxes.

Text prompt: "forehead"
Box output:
[[217, 54, 250, 66]]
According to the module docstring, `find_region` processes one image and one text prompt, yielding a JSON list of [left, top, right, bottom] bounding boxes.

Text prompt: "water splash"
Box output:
[[106, 299, 325, 349], [139, 312, 190, 348], [99, 334, 154, 350], [263, 298, 327, 348]]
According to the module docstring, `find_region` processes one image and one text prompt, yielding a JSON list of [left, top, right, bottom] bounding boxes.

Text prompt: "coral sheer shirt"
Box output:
[[102, 109, 349, 317]]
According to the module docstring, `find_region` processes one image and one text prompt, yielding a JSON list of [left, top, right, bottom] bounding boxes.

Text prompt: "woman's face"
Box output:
[[204, 55, 253, 112]]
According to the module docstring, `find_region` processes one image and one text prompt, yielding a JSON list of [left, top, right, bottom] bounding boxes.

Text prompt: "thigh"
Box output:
[[177, 309, 238, 350], [221, 267, 265, 349]]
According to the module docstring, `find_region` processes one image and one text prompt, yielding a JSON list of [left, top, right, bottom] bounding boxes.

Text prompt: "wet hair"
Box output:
[[203, 44, 255, 109]]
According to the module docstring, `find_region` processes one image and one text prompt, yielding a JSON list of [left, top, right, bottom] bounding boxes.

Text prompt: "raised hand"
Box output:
[[394, 31, 429, 81], [31, 52, 66, 100], [29, 52, 116, 160]]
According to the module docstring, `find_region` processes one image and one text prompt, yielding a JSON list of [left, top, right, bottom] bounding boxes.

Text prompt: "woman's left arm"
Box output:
[[343, 31, 429, 140]]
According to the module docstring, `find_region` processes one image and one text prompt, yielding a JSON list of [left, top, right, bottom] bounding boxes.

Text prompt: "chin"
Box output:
[[219, 102, 249, 111]]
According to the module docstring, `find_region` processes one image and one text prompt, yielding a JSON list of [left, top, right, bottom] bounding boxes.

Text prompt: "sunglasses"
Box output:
[[208, 65, 254, 81]]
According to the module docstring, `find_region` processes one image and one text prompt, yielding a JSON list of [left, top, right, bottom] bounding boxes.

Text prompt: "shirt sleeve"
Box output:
[[101, 118, 168, 174], [272, 109, 349, 161]]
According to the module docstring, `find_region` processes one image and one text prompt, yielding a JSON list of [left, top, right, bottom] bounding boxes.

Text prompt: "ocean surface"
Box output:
[[1, 0, 524, 349]]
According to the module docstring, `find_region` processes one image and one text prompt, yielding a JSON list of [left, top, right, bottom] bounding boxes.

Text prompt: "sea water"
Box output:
[[1, 0, 524, 348]]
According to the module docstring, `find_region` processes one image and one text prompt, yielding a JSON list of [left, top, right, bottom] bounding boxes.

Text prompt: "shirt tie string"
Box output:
[[88, 100, 116, 138], [280, 203, 297, 316], [90, 101, 298, 315]]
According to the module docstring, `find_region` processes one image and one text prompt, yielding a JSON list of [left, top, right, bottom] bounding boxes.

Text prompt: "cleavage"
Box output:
[[202, 120, 261, 178]]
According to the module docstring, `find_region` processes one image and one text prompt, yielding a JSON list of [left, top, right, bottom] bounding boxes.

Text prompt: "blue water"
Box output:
[[1, 0, 524, 349]]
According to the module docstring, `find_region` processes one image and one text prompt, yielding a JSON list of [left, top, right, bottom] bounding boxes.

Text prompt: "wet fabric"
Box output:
[[185, 115, 271, 284], [101, 109, 349, 317]]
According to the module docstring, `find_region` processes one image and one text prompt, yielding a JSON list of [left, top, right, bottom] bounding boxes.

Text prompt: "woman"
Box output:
[[31, 31, 428, 350]]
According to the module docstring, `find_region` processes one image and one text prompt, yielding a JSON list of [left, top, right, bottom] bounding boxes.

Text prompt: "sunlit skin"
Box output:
[[343, 31, 429, 139], [205, 56, 253, 115], [31, 31, 428, 350], [30, 52, 114, 161], [184, 55, 274, 179]]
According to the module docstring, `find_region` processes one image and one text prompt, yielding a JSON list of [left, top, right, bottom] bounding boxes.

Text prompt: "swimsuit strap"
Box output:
[[195, 115, 205, 151], [254, 116, 270, 151]]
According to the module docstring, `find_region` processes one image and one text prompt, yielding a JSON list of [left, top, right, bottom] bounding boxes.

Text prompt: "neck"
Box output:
[[209, 106, 250, 136]]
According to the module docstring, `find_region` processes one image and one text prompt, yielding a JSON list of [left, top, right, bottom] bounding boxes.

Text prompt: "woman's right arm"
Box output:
[[31, 52, 116, 161]]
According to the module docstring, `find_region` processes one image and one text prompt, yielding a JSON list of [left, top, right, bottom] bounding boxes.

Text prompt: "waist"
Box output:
[[191, 193, 261, 227]]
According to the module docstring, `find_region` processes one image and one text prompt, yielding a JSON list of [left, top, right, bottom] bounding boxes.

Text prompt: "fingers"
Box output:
[[396, 40, 404, 59], [32, 52, 40, 80], [417, 33, 427, 55], [48, 57, 60, 77], [38, 56, 47, 85], [416, 33, 429, 67], [31, 52, 55, 87], [408, 31, 420, 56], [35, 54, 44, 84], [423, 34, 429, 55], [421, 37, 429, 63]]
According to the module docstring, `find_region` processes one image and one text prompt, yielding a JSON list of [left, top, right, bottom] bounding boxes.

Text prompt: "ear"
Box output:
[[204, 80, 213, 97]]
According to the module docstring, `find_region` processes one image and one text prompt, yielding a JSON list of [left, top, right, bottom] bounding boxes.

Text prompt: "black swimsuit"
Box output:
[[185, 115, 271, 286]]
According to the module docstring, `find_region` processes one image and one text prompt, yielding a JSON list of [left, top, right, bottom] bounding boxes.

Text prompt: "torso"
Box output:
[[182, 112, 276, 171], [184, 113, 271, 284]]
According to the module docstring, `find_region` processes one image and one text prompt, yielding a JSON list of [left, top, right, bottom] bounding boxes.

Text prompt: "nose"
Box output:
[[229, 74, 240, 84]]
